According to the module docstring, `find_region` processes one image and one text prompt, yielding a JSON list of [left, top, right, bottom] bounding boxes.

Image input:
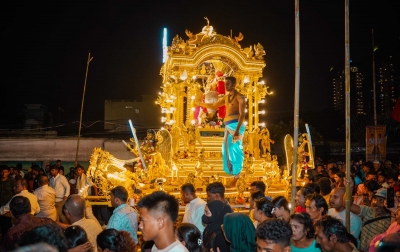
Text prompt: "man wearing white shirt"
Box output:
[[49, 164, 70, 223], [0, 178, 40, 216], [180, 183, 206, 234], [328, 187, 361, 241], [34, 175, 57, 221]]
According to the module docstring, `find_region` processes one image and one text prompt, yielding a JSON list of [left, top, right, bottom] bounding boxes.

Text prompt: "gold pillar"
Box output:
[[247, 79, 254, 130], [254, 77, 259, 128]]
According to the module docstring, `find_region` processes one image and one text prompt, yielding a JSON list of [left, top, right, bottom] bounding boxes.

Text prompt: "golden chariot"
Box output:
[[83, 18, 314, 211]]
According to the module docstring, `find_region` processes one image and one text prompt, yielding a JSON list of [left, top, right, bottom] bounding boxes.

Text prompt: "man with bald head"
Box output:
[[63, 195, 102, 252], [34, 175, 57, 221], [327, 187, 362, 241]]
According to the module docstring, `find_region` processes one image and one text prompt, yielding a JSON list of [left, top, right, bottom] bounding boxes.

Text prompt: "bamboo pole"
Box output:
[[291, 0, 300, 214], [344, 0, 351, 232], [75, 53, 93, 164]]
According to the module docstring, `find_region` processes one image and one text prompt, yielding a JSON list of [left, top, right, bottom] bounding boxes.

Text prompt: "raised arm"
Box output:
[[195, 97, 225, 110]]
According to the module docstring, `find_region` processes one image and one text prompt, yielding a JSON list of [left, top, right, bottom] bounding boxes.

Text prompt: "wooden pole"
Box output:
[[344, 0, 351, 232], [75, 53, 93, 164], [291, 0, 300, 214]]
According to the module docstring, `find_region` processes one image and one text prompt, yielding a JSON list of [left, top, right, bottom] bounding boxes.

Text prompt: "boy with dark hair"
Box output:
[[206, 182, 226, 202], [107, 186, 138, 245], [256, 218, 292, 252], [137, 191, 188, 252], [250, 181, 266, 193]]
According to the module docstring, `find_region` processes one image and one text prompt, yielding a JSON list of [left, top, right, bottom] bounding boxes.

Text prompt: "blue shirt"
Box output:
[[107, 203, 138, 244], [290, 239, 321, 252]]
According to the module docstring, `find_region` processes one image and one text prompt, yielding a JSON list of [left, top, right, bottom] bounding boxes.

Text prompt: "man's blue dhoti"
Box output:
[[222, 120, 245, 176]]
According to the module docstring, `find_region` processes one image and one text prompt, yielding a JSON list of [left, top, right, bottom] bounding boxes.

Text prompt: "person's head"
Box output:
[[175, 223, 202, 252], [371, 188, 387, 209], [50, 164, 59, 177], [289, 212, 315, 242], [305, 193, 328, 222], [18, 224, 69, 252], [272, 196, 290, 218], [387, 175, 398, 188], [181, 183, 196, 204], [225, 76, 237, 92], [250, 181, 266, 194], [202, 200, 231, 226], [75, 164, 85, 176], [110, 186, 128, 208], [253, 197, 275, 223], [384, 160, 393, 169], [0, 165, 10, 179], [222, 213, 256, 251], [316, 164, 324, 174], [317, 177, 333, 196], [333, 171, 345, 184], [10, 196, 31, 218], [57, 160, 62, 166], [64, 226, 89, 250], [14, 178, 28, 194], [373, 160, 381, 170], [304, 173, 315, 184], [315, 216, 349, 252], [39, 168, 45, 175], [38, 174, 49, 187], [362, 162, 373, 173], [329, 187, 345, 211], [296, 186, 315, 208], [97, 229, 136, 252], [378, 173, 387, 184], [137, 191, 179, 242], [63, 195, 86, 223], [31, 164, 40, 176], [364, 179, 380, 193], [256, 219, 292, 252], [328, 167, 339, 179], [250, 190, 266, 209], [366, 170, 378, 181], [206, 182, 225, 202], [45, 164, 50, 172]]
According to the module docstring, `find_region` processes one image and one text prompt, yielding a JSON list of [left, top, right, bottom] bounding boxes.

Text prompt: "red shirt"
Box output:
[[295, 205, 307, 213]]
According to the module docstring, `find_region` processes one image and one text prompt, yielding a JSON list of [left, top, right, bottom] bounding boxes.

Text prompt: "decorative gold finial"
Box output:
[[204, 16, 209, 26]]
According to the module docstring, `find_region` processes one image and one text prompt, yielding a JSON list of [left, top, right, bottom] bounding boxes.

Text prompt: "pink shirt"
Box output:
[[368, 222, 400, 252]]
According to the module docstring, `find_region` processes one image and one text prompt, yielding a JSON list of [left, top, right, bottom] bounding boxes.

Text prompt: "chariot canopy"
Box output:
[[157, 18, 271, 130]]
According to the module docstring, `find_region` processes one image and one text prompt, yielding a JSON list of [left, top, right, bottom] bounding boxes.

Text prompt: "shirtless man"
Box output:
[[195, 76, 245, 185]]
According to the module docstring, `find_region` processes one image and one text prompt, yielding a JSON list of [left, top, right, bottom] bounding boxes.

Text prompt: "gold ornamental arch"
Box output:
[[158, 19, 272, 130]]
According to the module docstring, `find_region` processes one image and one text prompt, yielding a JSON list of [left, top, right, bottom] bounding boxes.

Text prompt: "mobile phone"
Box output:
[[387, 187, 395, 208]]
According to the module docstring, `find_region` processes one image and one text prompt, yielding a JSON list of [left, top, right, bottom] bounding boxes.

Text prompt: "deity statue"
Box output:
[[260, 127, 275, 157], [193, 149, 212, 181], [296, 133, 315, 178]]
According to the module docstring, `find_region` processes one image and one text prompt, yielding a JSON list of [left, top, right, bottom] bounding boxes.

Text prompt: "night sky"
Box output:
[[1, 0, 399, 129]]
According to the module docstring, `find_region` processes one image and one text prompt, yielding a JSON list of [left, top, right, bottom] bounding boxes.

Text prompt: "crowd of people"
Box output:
[[0, 158, 399, 252]]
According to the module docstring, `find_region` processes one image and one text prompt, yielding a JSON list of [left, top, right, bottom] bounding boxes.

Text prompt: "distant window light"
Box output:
[[126, 106, 133, 108], [135, 109, 139, 113]]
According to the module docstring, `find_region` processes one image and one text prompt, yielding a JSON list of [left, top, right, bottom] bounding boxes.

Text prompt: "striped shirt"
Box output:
[[358, 205, 391, 251]]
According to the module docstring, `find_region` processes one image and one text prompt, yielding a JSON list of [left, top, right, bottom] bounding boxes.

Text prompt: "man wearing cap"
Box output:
[[49, 164, 70, 223], [349, 188, 391, 251], [372, 160, 382, 174]]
